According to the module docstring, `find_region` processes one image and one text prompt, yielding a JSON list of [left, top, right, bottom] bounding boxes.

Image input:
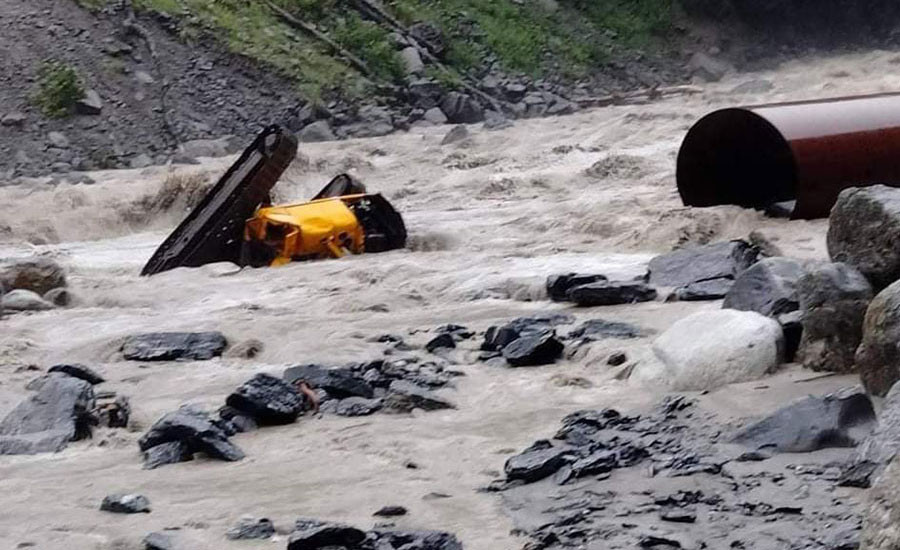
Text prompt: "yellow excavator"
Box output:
[[141, 125, 406, 276]]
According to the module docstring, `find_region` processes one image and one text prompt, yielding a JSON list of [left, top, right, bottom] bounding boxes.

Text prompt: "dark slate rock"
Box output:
[[547, 273, 607, 302], [566, 319, 642, 339], [100, 493, 151, 514], [0, 373, 95, 455], [335, 397, 383, 417], [723, 257, 808, 317], [439, 92, 484, 124], [568, 281, 657, 306], [639, 535, 682, 548], [48, 363, 105, 385], [364, 529, 463, 550], [856, 281, 900, 396], [481, 326, 521, 352], [648, 240, 759, 288], [797, 262, 873, 372], [504, 440, 569, 482], [121, 332, 227, 361], [777, 310, 803, 363], [218, 405, 259, 433], [731, 387, 876, 452], [674, 277, 734, 301], [426, 333, 456, 353], [226, 517, 275, 540], [138, 405, 244, 464], [288, 519, 366, 550], [142, 440, 193, 470], [554, 409, 631, 446], [144, 532, 175, 550], [383, 381, 454, 413], [827, 184, 900, 290], [225, 373, 304, 425], [284, 364, 374, 399], [482, 314, 576, 352], [373, 505, 408, 517], [502, 331, 564, 367], [570, 450, 617, 478], [607, 352, 628, 366]]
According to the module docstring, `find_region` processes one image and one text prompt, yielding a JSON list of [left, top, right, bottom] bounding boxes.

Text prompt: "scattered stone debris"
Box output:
[[841, 380, 900, 488], [139, 405, 244, 468], [828, 184, 900, 290], [121, 331, 228, 361], [0, 373, 95, 455], [607, 352, 628, 366], [225, 373, 305, 425], [100, 493, 151, 514], [856, 280, 900, 396], [648, 240, 759, 295], [732, 387, 875, 452], [567, 281, 657, 306], [286, 518, 464, 550], [796, 262, 873, 373], [374, 505, 408, 517], [441, 125, 469, 145], [632, 310, 783, 391], [723, 257, 808, 317], [226, 516, 275, 540], [334, 397, 383, 417]]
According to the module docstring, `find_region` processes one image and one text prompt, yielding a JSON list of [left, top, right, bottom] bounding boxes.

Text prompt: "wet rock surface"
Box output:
[[565, 319, 644, 340], [47, 363, 105, 385], [0, 373, 95, 455], [723, 257, 808, 317], [284, 364, 375, 399], [138, 405, 244, 468], [648, 240, 759, 290], [502, 331, 564, 367], [382, 380, 455, 413], [547, 273, 608, 302], [121, 331, 228, 361], [496, 396, 867, 550], [225, 373, 305, 425], [731, 387, 876, 453], [567, 281, 657, 306], [796, 262, 873, 373], [828, 185, 900, 290]]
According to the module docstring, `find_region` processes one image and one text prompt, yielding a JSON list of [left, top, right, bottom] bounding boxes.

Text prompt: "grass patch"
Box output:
[[331, 12, 405, 81], [32, 60, 84, 118]]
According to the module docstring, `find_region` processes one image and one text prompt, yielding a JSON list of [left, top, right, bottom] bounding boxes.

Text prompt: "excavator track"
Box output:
[[141, 125, 298, 276]]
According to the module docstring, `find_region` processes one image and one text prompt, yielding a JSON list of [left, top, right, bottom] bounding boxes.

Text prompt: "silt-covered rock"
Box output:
[[502, 330, 564, 367], [138, 405, 244, 466]]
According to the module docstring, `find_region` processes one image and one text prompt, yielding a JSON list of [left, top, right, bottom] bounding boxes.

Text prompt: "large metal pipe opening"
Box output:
[[677, 93, 900, 219]]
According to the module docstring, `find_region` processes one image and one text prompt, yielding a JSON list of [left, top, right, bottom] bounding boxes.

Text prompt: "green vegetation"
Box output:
[[32, 60, 85, 118], [124, 0, 674, 98]]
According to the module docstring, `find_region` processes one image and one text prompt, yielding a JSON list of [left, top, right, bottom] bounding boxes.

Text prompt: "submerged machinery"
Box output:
[[141, 125, 406, 276]]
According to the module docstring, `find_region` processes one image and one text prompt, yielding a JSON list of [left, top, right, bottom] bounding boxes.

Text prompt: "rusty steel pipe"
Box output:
[[676, 92, 900, 219]]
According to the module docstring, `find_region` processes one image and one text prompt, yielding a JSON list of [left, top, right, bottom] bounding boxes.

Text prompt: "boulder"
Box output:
[[0, 373, 95, 455], [633, 310, 784, 391], [289, 519, 366, 550], [225, 373, 305, 425], [75, 89, 102, 115], [284, 364, 374, 399], [368, 530, 463, 550], [100, 493, 151, 514], [143, 440, 193, 470], [722, 257, 808, 317], [502, 330, 564, 367], [298, 120, 336, 143], [144, 532, 175, 550], [504, 439, 569, 482], [423, 107, 448, 125], [828, 185, 900, 290], [425, 333, 456, 353], [334, 397, 382, 417], [383, 380, 454, 413], [225, 338, 264, 359], [648, 240, 758, 289], [48, 363, 105, 385], [121, 331, 227, 361], [440, 125, 469, 145], [546, 273, 607, 302], [861, 458, 900, 550], [1, 289, 54, 311], [842, 381, 900, 488], [227, 517, 275, 540], [857, 280, 900, 396], [138, 405, 244, 465], [1, 111, 26, 127], [373, 505, 408, 517], [439, 92, 484, 124], [796, 262, 873, 372], [568, 281, 657, 306], [674, 278, 734, 301], [731, 387, 875, 452], [0, 258, 66, 295], [48, 131, 70, 148], [400, 46, 425, 74]]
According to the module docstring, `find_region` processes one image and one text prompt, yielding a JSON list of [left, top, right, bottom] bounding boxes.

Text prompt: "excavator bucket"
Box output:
[[141, 125, 298, 276]]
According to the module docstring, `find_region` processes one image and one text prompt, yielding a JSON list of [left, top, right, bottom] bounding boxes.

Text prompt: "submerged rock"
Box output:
[[732, 387, 875, 453], [568, 281, 657, 306], [100, 493, 151, 514], [121, 331, 227, 361], [546, 273, 607, 302], [138, 405, 244, 467], [426, 333, 456, 353], [648, 240, 758, 288], [284, 364, 374, 399], [0, 373, 95, 455], [502, 330, 564, 367], [225, 373, 304, 425], [0, 258, 66, 295], [796, 262, 873, 373], [633, 310, 784, 391], [828, 184, 900, 290], [723, 257, 808, 317]]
